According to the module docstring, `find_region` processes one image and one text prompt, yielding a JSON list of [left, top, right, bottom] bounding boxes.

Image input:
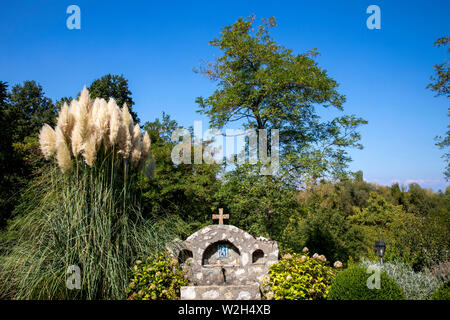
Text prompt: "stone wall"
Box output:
[[171, 224, 279, 299]]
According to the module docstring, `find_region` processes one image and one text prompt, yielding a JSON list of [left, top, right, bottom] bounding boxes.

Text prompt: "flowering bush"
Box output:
[[327, 265, 405, 300], [261, 252, 336, 300], [127, 252, 188, 300], [361, 260, 442, 300]]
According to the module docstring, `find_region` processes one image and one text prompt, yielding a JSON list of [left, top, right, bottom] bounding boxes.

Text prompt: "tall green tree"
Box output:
[[140, 113, 221, 232], [216, 162, 300, 240], [428, 36, 449, 179], [0, 81, 12, 169], [195, 16, 367, 182], [8, 81, 57, 143], [0, 81, 16, 227], [0, 81, 56, 227]]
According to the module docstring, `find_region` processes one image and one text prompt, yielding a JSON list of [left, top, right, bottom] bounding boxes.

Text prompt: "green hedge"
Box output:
[[328, 265, 405, 300], [431, 281, 450, 300]]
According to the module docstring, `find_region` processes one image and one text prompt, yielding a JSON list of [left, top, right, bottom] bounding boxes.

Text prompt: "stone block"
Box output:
[[180, 284, 261, 300]]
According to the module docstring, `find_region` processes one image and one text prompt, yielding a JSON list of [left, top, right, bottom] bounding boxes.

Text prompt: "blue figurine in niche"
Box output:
[[218, 244, 227, 258]]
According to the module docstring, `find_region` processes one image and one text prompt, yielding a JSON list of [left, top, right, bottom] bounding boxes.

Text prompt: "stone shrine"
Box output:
[[172, 209, 279, 300]]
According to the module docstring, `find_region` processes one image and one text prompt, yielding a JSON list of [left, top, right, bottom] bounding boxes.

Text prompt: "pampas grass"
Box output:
[[118, 104, 133, 159], [131, 123, 142, 167], [0, 165, 184, 300], [39, 124, 56, 160], [40, 88, 149, 170], [56, 102, 73, 141], [55, 127, 72, 173], [109, 101, 121, 146], [0, 87, 176, 300]]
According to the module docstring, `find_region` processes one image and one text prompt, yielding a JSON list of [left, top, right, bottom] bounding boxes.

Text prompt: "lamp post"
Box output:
[[375, 240, 386, 265]]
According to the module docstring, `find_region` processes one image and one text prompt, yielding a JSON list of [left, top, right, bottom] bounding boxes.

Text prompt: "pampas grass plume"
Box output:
[[71, 122, 84, 157], [57, 102, 73, 141], [142, 131, 151, 160], [138, 131, 151, 171], [40, 85, 148, 172], [131, 124, 142, 167], [118, 104, 133, 158], [96, 99, 110, 145], [55, 126, 72, 173], [39, 124, 56, 160], [122, 103, 133, 129], [79, 86, 90, 109], [71, 94, 89, 156], [109, 103, 121, 146], [82, 133, 98, 167]]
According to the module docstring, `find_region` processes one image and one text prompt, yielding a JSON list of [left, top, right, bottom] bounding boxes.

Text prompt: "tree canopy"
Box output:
[[0, 81, 56, 227], [8, 81, 56, 143], [195, 16, 367, 182], [140, 113, 221, 232], [428, 36, 450, 180], [427, 36, 450, 98]]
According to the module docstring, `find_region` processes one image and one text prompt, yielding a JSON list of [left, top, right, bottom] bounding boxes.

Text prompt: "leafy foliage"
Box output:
[[285, 178, 449, 270], [327, 265, 405, 300], [8, 80, 57, 142], [126, 252, 188, 300], [196, 15, 367, 182], [427, 36, 449, 179], [261, 252, 336, 300], [431, 281, 450, 300], [0, 81, 56, 227], [216, 162, 299, 240], [140, 113, 221, 231], [361, 260, 442, 300], [427, 36, 449, 98], [281, 208, 365, 264]]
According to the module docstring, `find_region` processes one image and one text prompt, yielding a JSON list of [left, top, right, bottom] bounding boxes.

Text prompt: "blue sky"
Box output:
[[1, 0, 449, 190]]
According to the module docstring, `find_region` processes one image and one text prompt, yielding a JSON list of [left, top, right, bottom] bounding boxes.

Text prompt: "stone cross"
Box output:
[[212, 208, 229, 225]]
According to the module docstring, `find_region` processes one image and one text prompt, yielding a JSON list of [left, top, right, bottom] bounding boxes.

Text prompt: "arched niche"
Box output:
[[202, 240, 240, 267], [252, 249, 265, 264], [178, 249, 193, 265]]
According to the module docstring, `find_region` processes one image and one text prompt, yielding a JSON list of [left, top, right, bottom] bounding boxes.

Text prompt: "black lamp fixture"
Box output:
[[375, 240, 386, 265]]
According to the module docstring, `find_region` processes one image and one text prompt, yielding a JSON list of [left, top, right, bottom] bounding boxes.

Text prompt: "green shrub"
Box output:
[[431, 281, 450, 300], [126, 252, 188, 300], [361, 260, 442, 300], [261, 252, 336, 300], [328, 265, 405, 300]]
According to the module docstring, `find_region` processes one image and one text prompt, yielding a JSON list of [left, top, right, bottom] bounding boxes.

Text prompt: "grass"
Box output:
[[0, 156, 185, 300]]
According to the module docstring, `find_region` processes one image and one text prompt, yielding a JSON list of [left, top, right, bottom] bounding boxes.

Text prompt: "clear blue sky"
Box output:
[[1, 0, 449, 190]]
